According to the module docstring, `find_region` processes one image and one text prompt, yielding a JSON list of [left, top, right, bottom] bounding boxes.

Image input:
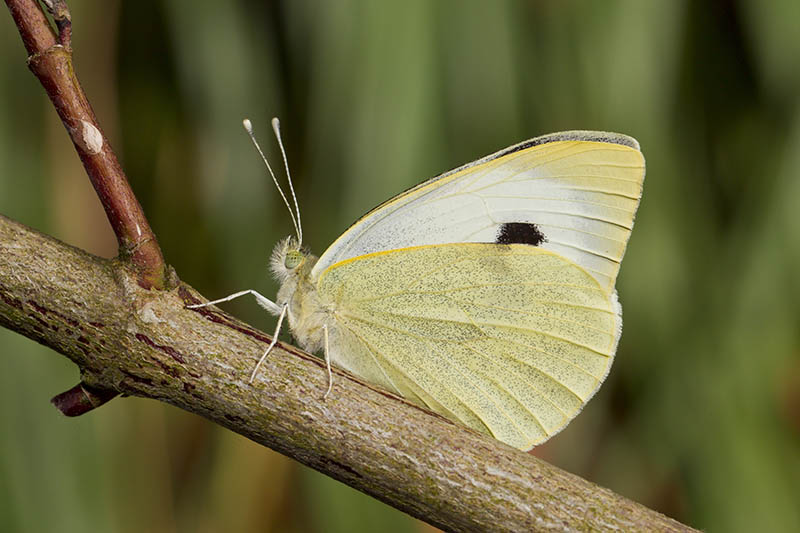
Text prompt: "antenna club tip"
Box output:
[[242, 118, 253, 133], [271, 117, 280, 130]]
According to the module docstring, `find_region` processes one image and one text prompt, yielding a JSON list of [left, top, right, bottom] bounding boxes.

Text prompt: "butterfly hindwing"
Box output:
[[316, 243, 618, 450]]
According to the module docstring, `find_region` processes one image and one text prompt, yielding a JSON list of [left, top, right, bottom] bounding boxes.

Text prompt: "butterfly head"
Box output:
[[270, 236, 314, 282]]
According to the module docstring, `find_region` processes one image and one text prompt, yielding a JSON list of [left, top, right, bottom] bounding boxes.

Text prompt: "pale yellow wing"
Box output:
[[312, 132, 645, 293], [317, 243, 618, 450]]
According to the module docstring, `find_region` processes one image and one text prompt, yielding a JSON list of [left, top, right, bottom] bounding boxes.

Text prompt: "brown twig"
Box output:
[[0, 214, 697, 532], [51, 381, 117, 416], [5, 0, 167, 290], [40, 0, 70, 45]]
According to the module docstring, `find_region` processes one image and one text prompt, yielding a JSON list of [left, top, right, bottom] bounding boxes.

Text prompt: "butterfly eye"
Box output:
[[284, 250, 304, 270]]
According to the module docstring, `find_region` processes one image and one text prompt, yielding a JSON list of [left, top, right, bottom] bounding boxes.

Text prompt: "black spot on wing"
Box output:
[[496, 222, 547, 246]]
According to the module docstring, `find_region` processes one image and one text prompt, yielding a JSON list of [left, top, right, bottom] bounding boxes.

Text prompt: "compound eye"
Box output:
[[284, 250, 304, 270]]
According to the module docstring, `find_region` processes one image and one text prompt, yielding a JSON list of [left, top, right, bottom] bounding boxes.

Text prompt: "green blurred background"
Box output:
[[2, 1, 800, 531]]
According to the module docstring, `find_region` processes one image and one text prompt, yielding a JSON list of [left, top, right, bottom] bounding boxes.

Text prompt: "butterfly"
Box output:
[[190, 119, 645, 451]]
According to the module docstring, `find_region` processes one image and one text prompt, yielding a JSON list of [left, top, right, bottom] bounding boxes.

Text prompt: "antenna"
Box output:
[[272, 118, 303, 245], [242, 118, 301, 244]]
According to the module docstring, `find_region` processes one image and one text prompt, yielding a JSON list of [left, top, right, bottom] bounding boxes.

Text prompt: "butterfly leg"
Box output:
[[322, 324, 333, 400], [187, 289, 282, 315], [249, 303, 288, 382]]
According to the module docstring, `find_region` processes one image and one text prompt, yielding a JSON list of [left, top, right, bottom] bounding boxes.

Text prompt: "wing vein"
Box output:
[[340, 309, 613, 356], [349, 280, 608, 306]]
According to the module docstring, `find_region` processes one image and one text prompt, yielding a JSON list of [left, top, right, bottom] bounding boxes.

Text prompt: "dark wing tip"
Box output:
[[504, 130, 641, 156]]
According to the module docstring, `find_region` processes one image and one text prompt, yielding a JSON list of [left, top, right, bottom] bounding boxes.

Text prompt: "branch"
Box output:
[[5, 0, 167, 290], [2, 2, 696, 530], [0, 214, 696, 532]]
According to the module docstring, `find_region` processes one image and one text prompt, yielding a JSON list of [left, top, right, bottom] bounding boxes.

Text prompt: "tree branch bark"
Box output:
[[0, 214, 695, 532]]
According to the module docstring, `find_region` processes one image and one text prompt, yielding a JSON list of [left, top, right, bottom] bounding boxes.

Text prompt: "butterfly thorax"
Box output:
[[271, 237, 329, 353]]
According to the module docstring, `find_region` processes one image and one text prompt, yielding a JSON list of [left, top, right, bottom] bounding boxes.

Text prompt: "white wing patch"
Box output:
[[311, 132, 644, 293], [317, 243, 619, 450]]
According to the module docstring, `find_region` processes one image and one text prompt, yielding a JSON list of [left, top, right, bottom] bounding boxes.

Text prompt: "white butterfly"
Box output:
[[191, 119, 645, 450]]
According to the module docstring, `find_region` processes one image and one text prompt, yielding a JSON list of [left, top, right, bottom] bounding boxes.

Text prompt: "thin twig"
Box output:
[[39, 0, 70, 45], [51, 382, 117, 416], [5, 0, 167, 290]]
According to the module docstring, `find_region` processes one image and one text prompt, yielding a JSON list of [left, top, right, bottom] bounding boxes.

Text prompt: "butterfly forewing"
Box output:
[[316, 243, 618, 450], [311, 132, 645, 293]]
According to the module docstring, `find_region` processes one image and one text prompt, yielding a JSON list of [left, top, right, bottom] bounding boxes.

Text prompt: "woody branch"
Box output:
[[1, 2, 696, 531]]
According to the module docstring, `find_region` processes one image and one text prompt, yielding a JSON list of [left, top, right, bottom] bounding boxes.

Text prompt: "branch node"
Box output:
[[25, 41, 66, 68]]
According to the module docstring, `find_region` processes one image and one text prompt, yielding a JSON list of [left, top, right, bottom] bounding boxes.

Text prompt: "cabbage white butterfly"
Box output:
[[190, 119, 645, 450]]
